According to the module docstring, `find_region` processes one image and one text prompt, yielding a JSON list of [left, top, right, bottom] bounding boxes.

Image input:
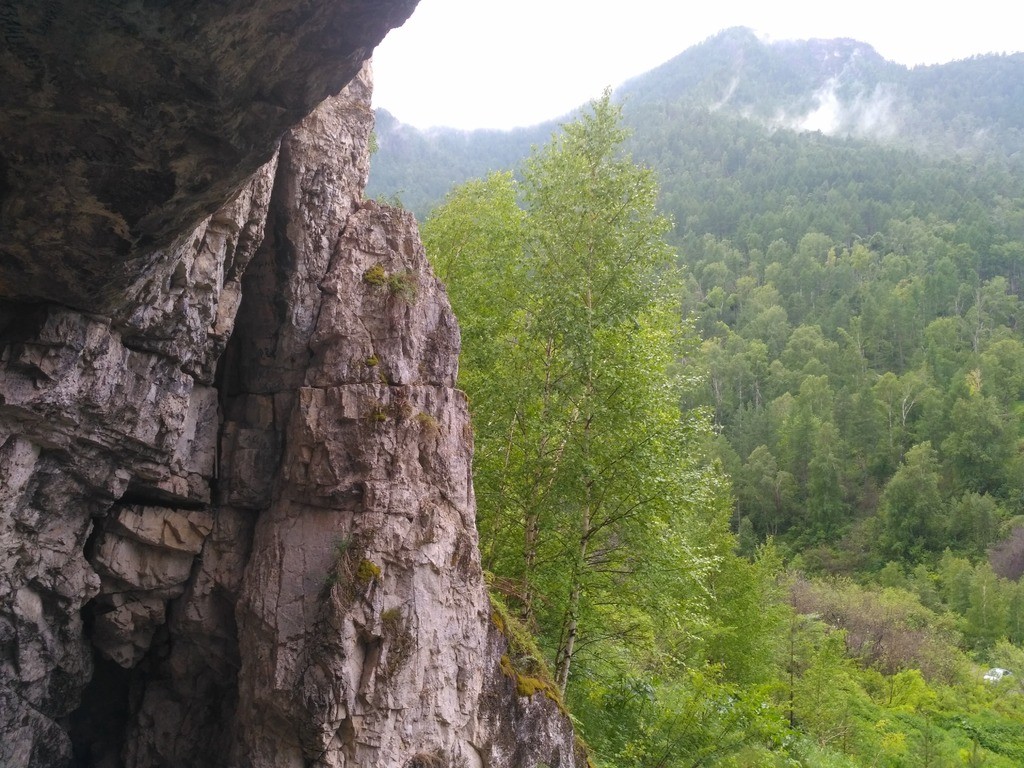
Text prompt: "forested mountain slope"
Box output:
[[618, 26, 1024, 155], [370, 28, 1024, 567], [370, 30, 1024, 767], [368, 108, 550, 217], [368, 27, 1024, 217]]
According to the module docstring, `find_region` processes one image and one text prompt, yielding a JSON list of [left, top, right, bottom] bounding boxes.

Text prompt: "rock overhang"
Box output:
[[0, 0, 418, 312]]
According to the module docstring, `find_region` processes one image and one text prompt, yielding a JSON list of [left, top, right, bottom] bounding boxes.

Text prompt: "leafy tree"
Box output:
[[964, 562, 1007, 651], [873, 371, 926, 466], [792, 628, 864, 750], [942, 390, 1013, 494], [737, 444, 796, 537], [424, 94, 728, 703], [937, 551, 975, 616], [948, 493, 1002, 555], [876, 442, 946, 561], [979, 337, 1024, 406], [964, 276, 1018, 352], [806, 421, 847, 540]]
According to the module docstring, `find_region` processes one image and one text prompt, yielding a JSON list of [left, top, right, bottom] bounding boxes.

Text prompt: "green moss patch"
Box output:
[[488, 587, 566, 713]]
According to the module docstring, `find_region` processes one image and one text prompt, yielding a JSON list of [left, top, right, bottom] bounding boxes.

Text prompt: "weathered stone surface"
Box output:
[[92, 533, 195, 591], [90, 593, 168, 669], [120, 506, 257, 768], [218, 108, 577, 763], [0, 98, 282, 764], [0, 0, 419, 314], [0, 307, 205, 496], [0, 440, 104, 767], [116, 161, 280, 383], [309, 204, 462, 390], [118, 70, 383, 767], [106, 505, 215, 555], [0, 10, 583, 765]]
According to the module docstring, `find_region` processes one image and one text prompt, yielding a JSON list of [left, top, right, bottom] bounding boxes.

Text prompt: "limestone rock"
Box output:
[[0, 106, 280, 765], [105, 505, 215, 556], [0, 8, 583, 765], [116, 161, 280, 383]]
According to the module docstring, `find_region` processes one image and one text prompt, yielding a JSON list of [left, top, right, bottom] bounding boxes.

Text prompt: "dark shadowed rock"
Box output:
[[0, 0, 418, 313]]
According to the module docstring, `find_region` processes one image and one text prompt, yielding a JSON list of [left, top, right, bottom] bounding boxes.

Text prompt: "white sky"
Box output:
[[371, 0, 1023, 130]]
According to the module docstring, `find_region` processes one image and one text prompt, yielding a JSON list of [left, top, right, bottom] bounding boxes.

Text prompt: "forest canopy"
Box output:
[[395, 42, 1024, 766]]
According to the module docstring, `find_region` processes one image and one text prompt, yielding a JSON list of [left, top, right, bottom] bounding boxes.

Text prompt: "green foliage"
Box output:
[[385, 269, 418, 300], [382, 39, 1024, 768], [367, 401, 389, 423], [876, 442, 946, 561], [355, 558, 381, 584], [362, 263, 418, 299], [489, 588, 567, 711], [323, 541, 381, 604], [362, 263, 388, 287], [413, 411, 440, 433], [425, 95, 771, 765], [788, 575, 966, 682], [488, 588, 553, 683]]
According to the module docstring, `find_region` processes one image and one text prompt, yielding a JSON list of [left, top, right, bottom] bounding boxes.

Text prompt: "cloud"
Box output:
[[710, 76, 741, 112], [766, 77, 901, 142]]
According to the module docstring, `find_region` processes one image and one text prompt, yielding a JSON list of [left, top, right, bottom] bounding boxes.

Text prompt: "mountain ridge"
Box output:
[[367, 28, 1024, 217], [617, 27, 1024, 151]]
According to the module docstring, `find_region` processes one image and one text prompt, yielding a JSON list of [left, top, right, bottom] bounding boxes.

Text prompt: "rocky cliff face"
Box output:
[[0, 6, 581, 767]]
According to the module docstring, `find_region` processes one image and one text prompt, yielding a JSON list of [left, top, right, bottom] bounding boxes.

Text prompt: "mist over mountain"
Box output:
[[367, 27, 1024, 217], [618, 27, 898, 136], [618, 27, 1024, 153]]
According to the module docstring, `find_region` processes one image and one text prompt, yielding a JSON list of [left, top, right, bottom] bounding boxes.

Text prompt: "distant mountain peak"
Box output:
[[615, 30, 1022, 152], [368, 33, 1024, 213]]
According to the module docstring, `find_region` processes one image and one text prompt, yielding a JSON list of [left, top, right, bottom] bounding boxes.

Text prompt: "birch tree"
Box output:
[[423, 93, 726, 695]]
